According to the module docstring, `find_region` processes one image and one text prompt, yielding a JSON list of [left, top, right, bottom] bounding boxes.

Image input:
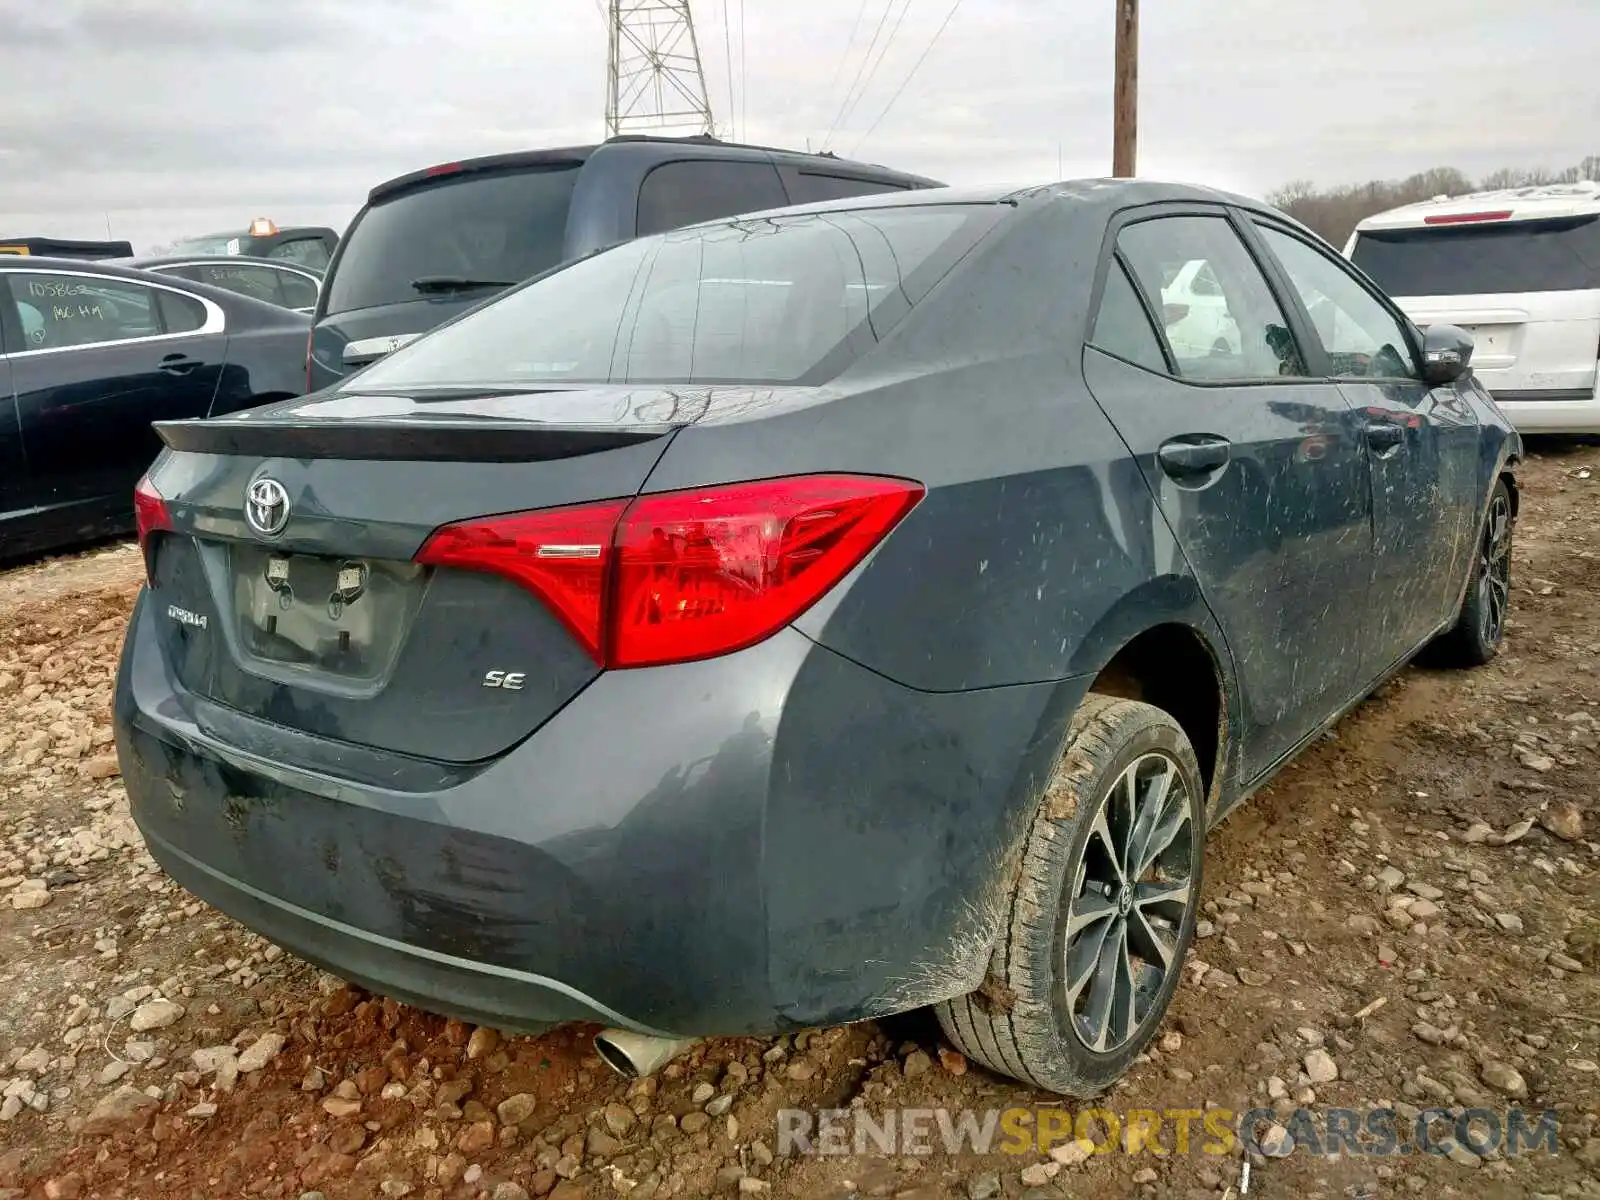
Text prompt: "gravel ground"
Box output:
[[0, 443, 1596, 1200]]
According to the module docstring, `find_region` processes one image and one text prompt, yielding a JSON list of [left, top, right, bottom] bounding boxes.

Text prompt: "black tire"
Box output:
[[936, 694, 1205, 1097], [1430, 478, 1513, 668]]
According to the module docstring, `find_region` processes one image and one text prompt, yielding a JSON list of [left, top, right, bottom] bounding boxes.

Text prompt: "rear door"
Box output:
[[1082, 205, 1375, 779], [1349, 214, 1600, 404], [1254, 221, 1479, 673], [2, 269, 225, 529]]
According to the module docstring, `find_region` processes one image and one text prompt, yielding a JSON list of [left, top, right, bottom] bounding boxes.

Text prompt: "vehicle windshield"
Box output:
[[170, 235, 241, 256], [1351, 214, 1600, 296], [342, 203, 1000, 390], [323, 165, 583, 317]]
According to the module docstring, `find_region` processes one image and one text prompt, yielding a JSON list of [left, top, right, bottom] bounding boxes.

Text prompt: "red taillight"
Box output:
[[1423, 210, 1513, 225], [416, 499, 628, 661], [133, 474, 172, 585], [415, 474, 924, 669]]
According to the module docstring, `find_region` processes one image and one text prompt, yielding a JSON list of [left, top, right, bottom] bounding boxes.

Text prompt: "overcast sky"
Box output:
[[2, 0, 1597, 253]]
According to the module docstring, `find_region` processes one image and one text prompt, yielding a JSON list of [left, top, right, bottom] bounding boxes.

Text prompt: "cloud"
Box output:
[[1, 0, 1596, 251]]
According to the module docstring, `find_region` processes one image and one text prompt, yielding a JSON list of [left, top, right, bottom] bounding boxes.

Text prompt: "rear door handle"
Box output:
[[1364, 422, 1405, 452], [1157, 436, 1231, 478], [160, 354, 199, 376]]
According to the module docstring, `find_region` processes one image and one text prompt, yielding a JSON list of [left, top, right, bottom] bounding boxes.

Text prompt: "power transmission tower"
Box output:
[[1111, 0, 1138, 176], [606, 0, 715, 138]]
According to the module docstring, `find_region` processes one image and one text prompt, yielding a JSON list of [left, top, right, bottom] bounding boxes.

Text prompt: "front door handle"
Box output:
[[1364, 422, 1405, 452], [160, 354, 199, 376], [1157, 436, 1232, 478]]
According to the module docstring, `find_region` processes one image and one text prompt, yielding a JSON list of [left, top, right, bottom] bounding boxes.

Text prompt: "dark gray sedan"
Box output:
[[113, 179, 1520, 1097]]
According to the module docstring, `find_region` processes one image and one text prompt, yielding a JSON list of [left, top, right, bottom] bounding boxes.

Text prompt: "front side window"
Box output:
[[1117, 215, 1306, 381], [635, 160, 790, 237], [4, 273, 163, 350], [1258, 225, 1419, 380], [347, 203, 1002, 391]]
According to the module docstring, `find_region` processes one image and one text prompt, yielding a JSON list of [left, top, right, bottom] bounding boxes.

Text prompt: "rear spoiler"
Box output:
[[153, 417, 671, 463]]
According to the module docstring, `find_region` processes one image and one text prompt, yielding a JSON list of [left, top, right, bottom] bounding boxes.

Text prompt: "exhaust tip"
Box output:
[[593, 1029, 697, 1080]]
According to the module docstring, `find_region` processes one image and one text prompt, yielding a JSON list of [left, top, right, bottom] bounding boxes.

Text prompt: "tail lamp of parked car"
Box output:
[[416, 474, 924, 668], [133, 474, 173, 587]]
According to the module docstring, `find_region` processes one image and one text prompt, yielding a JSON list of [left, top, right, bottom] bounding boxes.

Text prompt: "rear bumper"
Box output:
[[115, 587, 1079, 1036], [1489, 391, 1600, 434]]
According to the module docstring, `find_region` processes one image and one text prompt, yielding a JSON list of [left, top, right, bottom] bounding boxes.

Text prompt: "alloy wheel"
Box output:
[[1478, 492, 1512, 646], [1061, 751, 1196, 1053]]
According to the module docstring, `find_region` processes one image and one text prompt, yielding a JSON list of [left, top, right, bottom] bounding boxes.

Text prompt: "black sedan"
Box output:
[[116, 180, 1519, 1097], [0, 256, 310, 560]]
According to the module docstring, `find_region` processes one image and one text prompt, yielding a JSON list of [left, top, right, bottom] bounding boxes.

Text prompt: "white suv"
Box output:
[[1345, 182, 1600, 433]]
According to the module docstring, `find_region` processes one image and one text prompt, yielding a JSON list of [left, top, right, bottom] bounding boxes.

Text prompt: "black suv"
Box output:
[[307, 133, 942, 391]]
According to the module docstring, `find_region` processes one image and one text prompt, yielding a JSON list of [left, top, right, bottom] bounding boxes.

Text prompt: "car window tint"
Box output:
[[196, 263, 283, 306], [1257, 225, 1421, 380], [635, 160, 790, 237], [269, 239, 331, 270], [4, 273, 162, 350], [1117, 216, 1306, 381], [349, 203, 1004, 390], [1090, 258, 1167, 372], [787, 172, 910, 204], [157, 289, 208, 334], [325, 165, 581, 316], [277, 270, 320, 309]]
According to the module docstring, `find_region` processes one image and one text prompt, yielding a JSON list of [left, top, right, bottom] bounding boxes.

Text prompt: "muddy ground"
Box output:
[[0, 443, 1596, 1200]]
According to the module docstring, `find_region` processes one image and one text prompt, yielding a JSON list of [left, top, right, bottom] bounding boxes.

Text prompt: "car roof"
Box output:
[[126, 255, 323, 274], [667, 176, 1297, 226], [366, 133, 943, 205], [1354, 181, 1600, 232]]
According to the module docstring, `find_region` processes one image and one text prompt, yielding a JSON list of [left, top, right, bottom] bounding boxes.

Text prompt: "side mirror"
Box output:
[[1421, 323, 1474, 384]]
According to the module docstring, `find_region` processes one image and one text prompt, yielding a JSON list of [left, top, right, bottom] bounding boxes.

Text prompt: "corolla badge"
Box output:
[[244, 477, 291, 537]]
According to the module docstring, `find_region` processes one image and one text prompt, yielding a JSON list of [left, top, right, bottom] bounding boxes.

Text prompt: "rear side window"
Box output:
[[349, 203, 1004, 390], [156, 290, 207, 334], [324, 165, 582, 316], [1351, 214, 1600, 296], [635, 160, 789, 237], [788, 172, 910, 204], [1117, 215, 1306, 381], [277, 270, 320, 309], [1090, 259, 1168, 373]]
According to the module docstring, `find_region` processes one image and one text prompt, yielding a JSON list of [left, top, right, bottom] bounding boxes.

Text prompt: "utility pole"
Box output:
[[1111, 0, 1138, 177], [606, 0, 714, 138]]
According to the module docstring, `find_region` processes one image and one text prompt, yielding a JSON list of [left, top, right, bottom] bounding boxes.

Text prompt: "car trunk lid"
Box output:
[[142, 386, 679, 764]]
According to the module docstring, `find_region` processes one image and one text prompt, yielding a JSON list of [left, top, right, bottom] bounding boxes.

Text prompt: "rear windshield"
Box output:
[[1351, 214, 1600, 296], [343, 203, 1002, 390], [322, 165, 582, 317], [171, 235, 240, 256]]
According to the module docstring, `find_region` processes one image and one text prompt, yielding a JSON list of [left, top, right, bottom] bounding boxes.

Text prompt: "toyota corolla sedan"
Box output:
[[114, 180, 1519, 1097]]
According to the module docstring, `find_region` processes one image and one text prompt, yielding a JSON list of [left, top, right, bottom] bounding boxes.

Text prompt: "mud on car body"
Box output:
[[114, 179, 1520, 1096]]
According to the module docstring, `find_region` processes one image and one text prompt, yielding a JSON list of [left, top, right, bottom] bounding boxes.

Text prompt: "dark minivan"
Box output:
[[307, 133, 942, 391]]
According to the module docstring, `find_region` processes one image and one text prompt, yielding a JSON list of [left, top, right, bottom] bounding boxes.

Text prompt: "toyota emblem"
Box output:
[[244, 478, 291, 538]]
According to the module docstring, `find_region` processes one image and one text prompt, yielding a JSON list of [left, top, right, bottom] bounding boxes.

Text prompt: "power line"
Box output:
[[820, 0, 873, 144], [738, 0, 747, 140], [832, 0, 915, 140], [822, 0, 897, 150], [848, 0, 963, 156]]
